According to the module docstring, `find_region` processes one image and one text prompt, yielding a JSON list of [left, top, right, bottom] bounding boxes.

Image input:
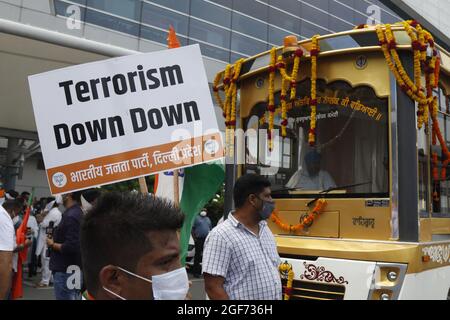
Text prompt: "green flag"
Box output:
[[179, 162, 224, 265]]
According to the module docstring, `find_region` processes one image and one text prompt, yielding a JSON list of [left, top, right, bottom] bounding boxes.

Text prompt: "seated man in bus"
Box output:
[[286, 150, 336, 191]]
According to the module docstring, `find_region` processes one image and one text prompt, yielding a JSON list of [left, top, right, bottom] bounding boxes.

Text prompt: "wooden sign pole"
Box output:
[[173, 170, 179, 206], [138, 177, 148, 194]]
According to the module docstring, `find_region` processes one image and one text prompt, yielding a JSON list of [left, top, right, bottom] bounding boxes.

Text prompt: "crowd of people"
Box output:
[[0, 173, 283, 300], [0, 189, 101, 300]]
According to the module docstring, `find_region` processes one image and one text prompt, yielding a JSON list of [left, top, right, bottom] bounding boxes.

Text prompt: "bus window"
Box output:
[[245, 79, 389, 198], [431, 87, 450, 218], [418, 125, 430, 217], [245, 115, 258, 165]]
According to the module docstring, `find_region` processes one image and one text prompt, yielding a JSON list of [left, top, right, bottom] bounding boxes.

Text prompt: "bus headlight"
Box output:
[[380, 293, 391, 300], [368, 263, 407, 300], [387, 271, 398, 282]]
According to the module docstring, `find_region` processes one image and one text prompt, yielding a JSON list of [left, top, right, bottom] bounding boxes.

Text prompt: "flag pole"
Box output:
[[138, 26, 180, 196], [138, 177, 148, 194], [173, 170, 179, 206], [167, 25, 181, 205]]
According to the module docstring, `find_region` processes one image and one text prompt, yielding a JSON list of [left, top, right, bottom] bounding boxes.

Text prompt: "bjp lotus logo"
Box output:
[[52, 172, 67, 188]]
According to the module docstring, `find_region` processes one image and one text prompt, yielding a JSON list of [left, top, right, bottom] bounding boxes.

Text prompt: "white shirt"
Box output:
[[27, 215, 39, 239], [0, 206, 14, 251], [286, 169, 336, 190], [0, 206, 17, 272], [36, 207, 62, 256]]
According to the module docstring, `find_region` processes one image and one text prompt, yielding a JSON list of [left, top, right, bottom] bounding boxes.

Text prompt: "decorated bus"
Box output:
[[214, 21, 450, 300]]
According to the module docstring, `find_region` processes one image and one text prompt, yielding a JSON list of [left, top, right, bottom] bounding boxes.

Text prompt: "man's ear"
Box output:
[[99, 265, 126, 299], [247, 194, 258, 208]]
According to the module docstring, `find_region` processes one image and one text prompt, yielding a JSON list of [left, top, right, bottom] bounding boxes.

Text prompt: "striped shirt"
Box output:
[[202, 212, 282, 300]]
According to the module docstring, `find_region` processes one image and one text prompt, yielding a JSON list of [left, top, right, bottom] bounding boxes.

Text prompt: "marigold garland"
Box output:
[[403, 21, 427, 129], [268, 48, 277, 151], [376, 24, 430, 106], [278, 48, 302, 137], [375, 21, 449, 183], [271, 199, 327, 233], [220, 59, 244, 157], [309, 35, 320, 146], [213, 72, 225, 113], [279, 261, 294, 300]]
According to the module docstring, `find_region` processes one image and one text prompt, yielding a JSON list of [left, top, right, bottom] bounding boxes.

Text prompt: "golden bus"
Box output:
[[215, 22, 450, 300]]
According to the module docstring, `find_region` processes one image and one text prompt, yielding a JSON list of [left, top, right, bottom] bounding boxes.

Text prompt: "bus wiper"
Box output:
[[271, 187, 300, 193], [306, 181, 372, 207]]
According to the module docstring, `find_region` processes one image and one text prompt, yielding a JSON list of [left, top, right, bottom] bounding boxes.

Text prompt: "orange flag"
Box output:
[[11, 192, 33, 299], [153, 25, 182, 196], [167, 25, 181, 49]]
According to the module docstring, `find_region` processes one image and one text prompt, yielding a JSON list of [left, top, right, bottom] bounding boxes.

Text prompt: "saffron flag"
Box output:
[[11, 190, 34, 299]]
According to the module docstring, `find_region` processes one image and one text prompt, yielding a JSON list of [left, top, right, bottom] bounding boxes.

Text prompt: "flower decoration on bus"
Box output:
[[278, 261, 295, 300], [270, 199, 327, 233]]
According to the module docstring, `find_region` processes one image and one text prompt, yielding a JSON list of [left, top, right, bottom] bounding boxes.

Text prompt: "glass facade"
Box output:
[[54, 0, 401, 62], [403, 0, 450, 40]]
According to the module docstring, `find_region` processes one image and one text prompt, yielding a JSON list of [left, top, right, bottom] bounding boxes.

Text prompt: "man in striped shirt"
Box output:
[[202, 174, 282, 300]]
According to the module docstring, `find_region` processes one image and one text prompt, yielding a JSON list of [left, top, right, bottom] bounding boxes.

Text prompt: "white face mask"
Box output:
[[200, 211, 207, 217], [103, 266, 189, 300]]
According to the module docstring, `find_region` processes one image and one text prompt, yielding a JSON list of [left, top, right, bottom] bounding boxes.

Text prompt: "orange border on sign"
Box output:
[[46, 133, 223, 194]]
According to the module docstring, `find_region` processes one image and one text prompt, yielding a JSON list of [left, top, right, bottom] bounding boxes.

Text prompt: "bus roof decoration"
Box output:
[[373, 22, 449, 184], [213, 59, 244, 158], [213, 20, 448, 169]]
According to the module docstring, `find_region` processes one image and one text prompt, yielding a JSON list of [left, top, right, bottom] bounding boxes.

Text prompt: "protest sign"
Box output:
[[28, 45, 223, 194]]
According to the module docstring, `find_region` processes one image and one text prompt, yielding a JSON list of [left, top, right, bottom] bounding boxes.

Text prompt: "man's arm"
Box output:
[[202, 231, 232, 300], [204, 273, 229, 300], [0, 251, 12, 299]]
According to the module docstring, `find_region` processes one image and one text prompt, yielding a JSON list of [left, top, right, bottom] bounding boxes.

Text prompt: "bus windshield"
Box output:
[[244, 79, 389, 198]]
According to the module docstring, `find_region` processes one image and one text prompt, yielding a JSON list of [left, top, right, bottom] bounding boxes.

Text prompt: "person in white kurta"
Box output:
[[26, 214, 39, 276], [286, 150, 336, 191], [35, 201, 62, 287]]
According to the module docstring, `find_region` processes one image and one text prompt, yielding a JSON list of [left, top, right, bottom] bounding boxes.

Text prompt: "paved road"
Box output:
[[20, 270, 206, 300]]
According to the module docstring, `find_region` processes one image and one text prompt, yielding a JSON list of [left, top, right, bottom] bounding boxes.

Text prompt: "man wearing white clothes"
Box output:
[[35, 199, 62, 287], [286, 150, 336, 191], [0, 204, 14, 299], [26, 213, 39, 277]]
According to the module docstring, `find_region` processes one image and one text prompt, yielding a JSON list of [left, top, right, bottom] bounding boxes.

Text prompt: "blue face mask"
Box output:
[[257, 197, 275, 220]]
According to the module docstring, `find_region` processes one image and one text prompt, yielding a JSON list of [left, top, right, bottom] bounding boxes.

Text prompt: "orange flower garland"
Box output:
[[268, 48, 277, 151], [213, 72, 225, 115], [271, 199, 327, 233], [403, 21, 427, 129], [278, 261, 294, 300], [221, 64, 232, 154], [376, 25, 431, 106], [376, 21, 449, 182], [309, 35, 320, 146], [278, 47, 303, 137], [230, 59, 245, 132], [219, 59, 244, 157]]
